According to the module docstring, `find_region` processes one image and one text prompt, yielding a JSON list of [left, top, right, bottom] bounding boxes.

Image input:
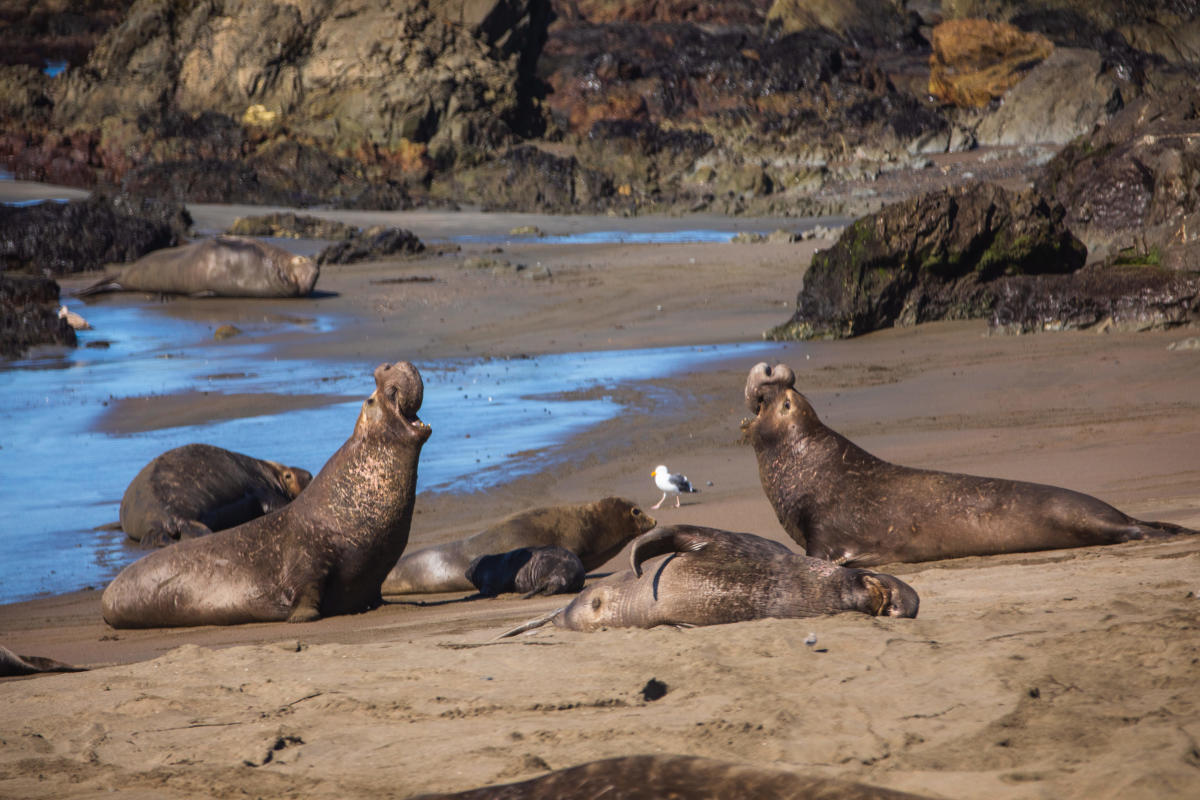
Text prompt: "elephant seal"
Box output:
[[383, 497, 656, 594], [466, 546, 586, 598], [409, 754, 934, 799], [0, 644, 86, 677], [119, 443, 312, 547], [76, 236, 319, 298], [101, 360, 430, 628], [743, 361, 1198, 566], [501, 526, 918, 634]]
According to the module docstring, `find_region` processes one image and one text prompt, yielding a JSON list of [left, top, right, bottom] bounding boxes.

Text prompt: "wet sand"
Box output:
[[2, 195, 1199, 799]]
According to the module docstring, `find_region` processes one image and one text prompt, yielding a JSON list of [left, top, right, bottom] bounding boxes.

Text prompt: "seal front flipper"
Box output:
[[496, 608, 564, 639], [287, 582, 322, 623], [630, 528, 710, 577]]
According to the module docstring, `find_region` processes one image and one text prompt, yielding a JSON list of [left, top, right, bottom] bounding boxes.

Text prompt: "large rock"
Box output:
[[1036, 87, 1200, 265], [929, 19, 1055, 108], [0, 193, 186, 276], [0, 273, 76, 358], [991, 264, 1200, 334], [316, 227, 425, 266], [768, 183, 1087, 340]]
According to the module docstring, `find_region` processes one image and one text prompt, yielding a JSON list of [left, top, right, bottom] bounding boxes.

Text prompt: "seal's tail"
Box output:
[[1138, 519, 1199, 537], [74, 277, 121, 297], [495, 607, 563, 639]]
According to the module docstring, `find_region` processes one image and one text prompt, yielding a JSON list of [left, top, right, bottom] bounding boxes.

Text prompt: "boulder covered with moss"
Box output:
[[768, 182, 1087, 340]]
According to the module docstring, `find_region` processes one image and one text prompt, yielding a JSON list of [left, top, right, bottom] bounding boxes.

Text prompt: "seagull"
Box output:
[[651, 465, 700, 509]]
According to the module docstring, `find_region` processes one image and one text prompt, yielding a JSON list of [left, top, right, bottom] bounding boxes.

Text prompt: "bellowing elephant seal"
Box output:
[[101, 360, 430, 628], [76, 236, 319, 298], [383, 497, 656, 594], [501, 526, 918, 634], [408, 754, 934, 799], [743, 361, 1198, 566], [466, 546, 586, 598], [119, 443, 312, 547]]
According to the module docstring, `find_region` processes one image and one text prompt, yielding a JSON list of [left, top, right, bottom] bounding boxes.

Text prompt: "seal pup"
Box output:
[[743, 361, 1199, 566], [501, 525, 918, 634], [101, 360, 430, 628], [76, 236, 319, 298], [650, 464, 699, 509], [408, 754, 934, 799], [383, 497, 656, 595], [466, 546, 586, 598], [0, 644, 86, 677], [119, 443, 312, 547]]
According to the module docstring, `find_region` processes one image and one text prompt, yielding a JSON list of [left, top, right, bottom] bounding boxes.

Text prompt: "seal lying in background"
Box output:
[[408, 754, 934, 800], [119, 443, 312, 547], [102, 361, 430, 628], [76, 236, 319, 298], [744, 361, 1198, 566], [466, 546, 586, 598], [383, 498, 656, 594], [0, 644, 86, 677], [501, 526, 918, 635]]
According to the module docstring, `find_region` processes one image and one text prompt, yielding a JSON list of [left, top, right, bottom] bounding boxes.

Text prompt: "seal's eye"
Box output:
[[632, 508, 642, 516], [387, 385, 398, 401], [783, 400, 791, 410], [591, 595, 603, 611]]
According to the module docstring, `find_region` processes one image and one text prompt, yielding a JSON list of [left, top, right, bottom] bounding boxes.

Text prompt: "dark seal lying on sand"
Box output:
[[743, 361, 1198, 566], [466, 546, 586, 598], [76, 236, 319, 298], [0, 644, 86, 677], [101, 360, 430, 628], [407, 754, 934, 799], [501, 526, 918, 634], [119, 443, 312, 547], [384, 497, 656, 594]]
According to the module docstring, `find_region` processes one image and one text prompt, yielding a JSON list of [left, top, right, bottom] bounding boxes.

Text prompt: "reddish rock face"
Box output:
[[929, 19, 1054, 107]]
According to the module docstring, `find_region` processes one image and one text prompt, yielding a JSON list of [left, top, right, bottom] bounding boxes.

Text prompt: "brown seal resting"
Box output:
[[501, 526, 918, 634], [119, 443, 312, 548], [743, 361, 1199, 566], [76, 236, 319, 298], [101, 360, 430, 628], [408, 754, 934, 799], [383, 497, 656, 594], [466, 546, 586, 598], [0, 644, 86, 677]]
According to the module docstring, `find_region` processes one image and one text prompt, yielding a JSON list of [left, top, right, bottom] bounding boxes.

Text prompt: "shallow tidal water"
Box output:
[[0, 300, 775, 604]]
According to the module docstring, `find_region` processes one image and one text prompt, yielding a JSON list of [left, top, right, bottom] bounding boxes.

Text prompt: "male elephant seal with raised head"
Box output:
[[408, 754, 935, 800], [466, 546, 586, 598], [743, 361, 1198, 566], [102, 360, 430, 628], [501, 526, 918, 634], [77, 236, 319, 298], [383, 498, 656, 595], [119, 443, 312, 547]]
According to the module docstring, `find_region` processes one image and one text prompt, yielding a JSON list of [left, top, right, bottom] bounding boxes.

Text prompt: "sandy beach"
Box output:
[[2, 192, 1199, 799]]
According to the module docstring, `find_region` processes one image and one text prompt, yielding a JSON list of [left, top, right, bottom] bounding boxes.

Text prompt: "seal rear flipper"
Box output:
[[0, 644, 86, 676], [74, 277, 123, 297], [93, 521, 123, 532]]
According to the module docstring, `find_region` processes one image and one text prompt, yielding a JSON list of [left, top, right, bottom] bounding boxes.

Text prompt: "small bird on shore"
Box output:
[[651, 464, 700, 509]]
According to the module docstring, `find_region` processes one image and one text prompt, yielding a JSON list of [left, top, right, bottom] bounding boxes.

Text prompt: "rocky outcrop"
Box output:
[[991, 264, 1200, 334], [0, 273, 75, 358], [229, 213, 358, 240], [1036, 88, 1200, 266], [316, 228, 425, 266], [929, 19, 1054, 108], [0, 0, 131, 70], [768, 183, 1087, 340], [0, 193, 186, 276]]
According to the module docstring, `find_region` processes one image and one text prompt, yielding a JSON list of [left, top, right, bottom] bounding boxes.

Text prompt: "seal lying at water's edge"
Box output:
[[408, 754, 935, 799], [76, 236, 319, 298], [0, 644, 86, 677], [383, 498, 656, 595], [101, 360, 430, 628], [500, 526, 918, 634], [119, 443, 312, 547], [466, 546, 586, 598], [743, 361, 1199, 566]]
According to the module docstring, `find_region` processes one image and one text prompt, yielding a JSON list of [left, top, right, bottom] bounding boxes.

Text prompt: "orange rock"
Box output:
[[929, 19, 1053, 107]]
